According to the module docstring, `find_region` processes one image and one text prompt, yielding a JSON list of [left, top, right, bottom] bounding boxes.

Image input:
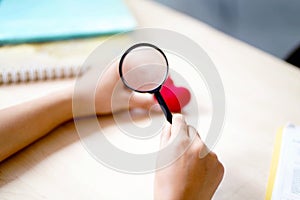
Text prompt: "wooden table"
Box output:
[[1, 0, 300, 199]]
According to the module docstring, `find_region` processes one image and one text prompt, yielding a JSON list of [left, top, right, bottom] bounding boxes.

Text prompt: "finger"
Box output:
[[205, 151, 220, 169], [187, 125, 200, 139], [170, 114, 188, 141], [186, 126, 210, 158], [199, 143, 211, 159], [160, 122, 171, 148], [129, 92, 157, 110], [105, 61, 119, 82]]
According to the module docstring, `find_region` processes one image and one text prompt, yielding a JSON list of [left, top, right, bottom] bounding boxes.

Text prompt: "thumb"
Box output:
[[129, 92, 158, 110]]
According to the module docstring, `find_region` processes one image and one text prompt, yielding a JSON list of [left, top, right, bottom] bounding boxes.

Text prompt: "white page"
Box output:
[[272, 124, 300, 200]]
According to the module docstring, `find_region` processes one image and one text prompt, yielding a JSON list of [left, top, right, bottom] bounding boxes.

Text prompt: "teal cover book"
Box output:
[[0, 0, 136, 44]]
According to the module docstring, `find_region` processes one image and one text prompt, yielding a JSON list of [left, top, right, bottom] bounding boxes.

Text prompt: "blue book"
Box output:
[[0, 0, 136, 44]]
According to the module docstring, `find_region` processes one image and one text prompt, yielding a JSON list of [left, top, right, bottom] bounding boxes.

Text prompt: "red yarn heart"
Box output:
[[154, 76, 191, 113]]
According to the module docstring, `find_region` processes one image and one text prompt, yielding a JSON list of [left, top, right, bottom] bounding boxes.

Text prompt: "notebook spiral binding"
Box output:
[[0, 65, 81, 84]]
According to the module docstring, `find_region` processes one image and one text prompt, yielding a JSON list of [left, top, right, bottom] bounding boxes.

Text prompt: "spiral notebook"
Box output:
[[0, 65, 82, 84]]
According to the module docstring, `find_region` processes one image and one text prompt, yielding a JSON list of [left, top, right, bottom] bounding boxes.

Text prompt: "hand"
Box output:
[[154, 114, 224, 200], [93, 62, 158, 115]]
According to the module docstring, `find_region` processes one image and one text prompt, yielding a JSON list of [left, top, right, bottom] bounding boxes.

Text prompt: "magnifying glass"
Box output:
[[119, 43, 173, 124]]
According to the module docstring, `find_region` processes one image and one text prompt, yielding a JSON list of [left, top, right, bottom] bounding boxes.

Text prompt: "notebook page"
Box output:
[[271, 125, 300, 200]]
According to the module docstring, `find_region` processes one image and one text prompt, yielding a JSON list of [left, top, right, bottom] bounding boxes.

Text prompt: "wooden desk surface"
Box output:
[[1, 0, 300, 199]]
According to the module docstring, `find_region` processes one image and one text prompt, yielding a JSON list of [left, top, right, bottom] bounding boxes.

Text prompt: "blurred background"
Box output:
[[154, 0, 300, 65]]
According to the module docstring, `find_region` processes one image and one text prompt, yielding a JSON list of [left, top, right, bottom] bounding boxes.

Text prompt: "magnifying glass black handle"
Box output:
[[154, 92, 172, 124]]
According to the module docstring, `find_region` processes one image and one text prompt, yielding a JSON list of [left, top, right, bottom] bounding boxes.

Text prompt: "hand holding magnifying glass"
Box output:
[[119, 43, 173, 124]]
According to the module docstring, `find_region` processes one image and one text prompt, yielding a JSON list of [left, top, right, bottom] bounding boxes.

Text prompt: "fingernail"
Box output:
[[151, 104, 162, 112], [174, 113, 185, 121], [199, 147, 210, 159]]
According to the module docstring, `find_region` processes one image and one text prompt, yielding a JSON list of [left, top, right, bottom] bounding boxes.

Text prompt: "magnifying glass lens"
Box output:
[[119, 43, 172, 123], [120, 46, 168, 92]]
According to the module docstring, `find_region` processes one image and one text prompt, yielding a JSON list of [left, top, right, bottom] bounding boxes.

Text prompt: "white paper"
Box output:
[[272, 124, 300, 200]]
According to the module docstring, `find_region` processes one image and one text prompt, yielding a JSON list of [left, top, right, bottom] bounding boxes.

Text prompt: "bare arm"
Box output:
[[0, 62, 223, 199], [0, 88, 73, 162], [0, 63, 156, 162]]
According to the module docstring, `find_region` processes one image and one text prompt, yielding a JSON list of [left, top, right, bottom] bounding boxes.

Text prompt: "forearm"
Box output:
[[0, 88, 73, 162]]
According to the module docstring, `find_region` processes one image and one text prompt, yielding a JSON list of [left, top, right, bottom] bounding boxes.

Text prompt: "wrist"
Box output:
[[60, 86, 74, 121], [46, 86, 74, 123]]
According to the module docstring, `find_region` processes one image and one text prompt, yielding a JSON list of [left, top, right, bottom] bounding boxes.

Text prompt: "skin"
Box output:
[[154, 114, 224, 200], [0, 64, 224, 199], [0, 64, 155, 162]]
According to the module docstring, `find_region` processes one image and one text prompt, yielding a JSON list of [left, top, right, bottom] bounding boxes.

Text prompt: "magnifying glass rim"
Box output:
[[119, 42, 169, 93]]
